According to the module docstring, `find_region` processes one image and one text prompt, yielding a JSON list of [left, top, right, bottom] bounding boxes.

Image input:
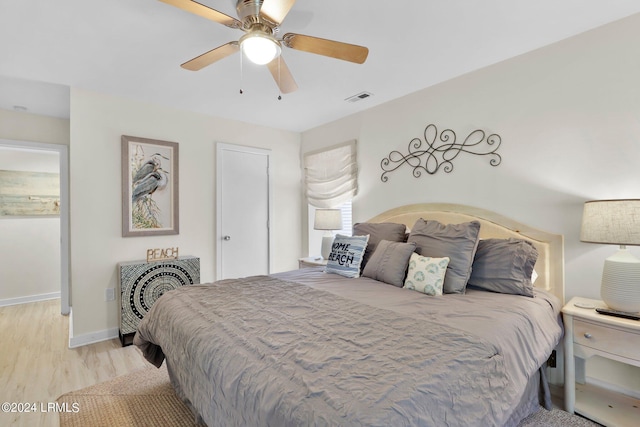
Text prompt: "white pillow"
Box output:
[[403, 253, 450, 296]]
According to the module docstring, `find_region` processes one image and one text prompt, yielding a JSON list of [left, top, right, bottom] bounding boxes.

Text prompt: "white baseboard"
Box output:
[[587, 376, 640, 400], [0, 291, 60, 307], [67, 306, 120, 348], [68, 325, 119, 348]]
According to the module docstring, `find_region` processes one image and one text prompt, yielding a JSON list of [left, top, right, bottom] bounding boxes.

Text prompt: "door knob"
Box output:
[[223, 235, 231, 241]]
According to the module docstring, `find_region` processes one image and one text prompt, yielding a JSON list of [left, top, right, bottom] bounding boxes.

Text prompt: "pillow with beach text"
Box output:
[[325, 234, 369, 278]]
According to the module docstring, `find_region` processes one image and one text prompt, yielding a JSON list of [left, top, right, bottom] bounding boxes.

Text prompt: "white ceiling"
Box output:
[[1, 0, 640, 132]]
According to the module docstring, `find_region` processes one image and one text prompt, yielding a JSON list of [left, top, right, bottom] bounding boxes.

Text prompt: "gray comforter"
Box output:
[[135, 271, 562, 427]]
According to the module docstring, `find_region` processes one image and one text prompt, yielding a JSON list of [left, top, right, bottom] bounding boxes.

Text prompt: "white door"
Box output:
[[216, 143, 271, 279]]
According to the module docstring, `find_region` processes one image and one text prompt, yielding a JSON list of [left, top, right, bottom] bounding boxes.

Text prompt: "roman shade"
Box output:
[[304, 140, 357, 208]]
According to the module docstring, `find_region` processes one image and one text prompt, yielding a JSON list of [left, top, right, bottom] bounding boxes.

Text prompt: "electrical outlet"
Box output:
[[105, 288, 115, 301]]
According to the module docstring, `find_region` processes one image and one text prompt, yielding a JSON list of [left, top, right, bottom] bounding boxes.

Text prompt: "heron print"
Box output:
[[130, 144, 171, 229]]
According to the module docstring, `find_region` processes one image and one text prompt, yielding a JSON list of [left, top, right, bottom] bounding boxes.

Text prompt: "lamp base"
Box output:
[[321, 235, 335, 260], [601, 248, 640, 312]]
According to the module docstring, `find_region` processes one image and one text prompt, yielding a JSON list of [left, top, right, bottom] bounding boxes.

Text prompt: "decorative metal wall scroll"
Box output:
[[380, 124, 502, 182]]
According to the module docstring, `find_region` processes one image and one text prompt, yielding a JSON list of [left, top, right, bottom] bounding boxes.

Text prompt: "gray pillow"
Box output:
[[362, 240, 417, 287], [407, 219, 481, 294], [353, 222, 407, 270], [467, 238, 539, 297]]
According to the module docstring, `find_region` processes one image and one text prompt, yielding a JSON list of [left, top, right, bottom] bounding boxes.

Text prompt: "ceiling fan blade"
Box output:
[[267, 56, 298, 93], [282, 33, 368, 64], [181, 42, 240, 71], [260, 0, 297, 26], [159, 0, 242, 29]]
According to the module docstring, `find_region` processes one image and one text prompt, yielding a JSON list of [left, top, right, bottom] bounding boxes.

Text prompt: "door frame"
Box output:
[[215, 142, 272, 280], [0, 139, 70, 315]]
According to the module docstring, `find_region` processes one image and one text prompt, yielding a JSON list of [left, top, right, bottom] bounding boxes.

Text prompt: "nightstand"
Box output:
[[563, 296, 640, 426], [298, 257, 327, 269]]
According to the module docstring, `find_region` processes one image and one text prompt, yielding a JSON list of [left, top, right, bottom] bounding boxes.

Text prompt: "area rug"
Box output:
[[57, 365, 203, 427], [519, 405, 601, 427], [58, 365, 600, 427]]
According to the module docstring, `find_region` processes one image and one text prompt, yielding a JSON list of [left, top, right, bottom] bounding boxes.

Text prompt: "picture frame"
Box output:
[[121, 135, 179, 237], [0, 170, 60, 217]]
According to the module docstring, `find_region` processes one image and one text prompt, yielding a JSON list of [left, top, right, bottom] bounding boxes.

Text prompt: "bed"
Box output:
[[134, 203, 565, 427]]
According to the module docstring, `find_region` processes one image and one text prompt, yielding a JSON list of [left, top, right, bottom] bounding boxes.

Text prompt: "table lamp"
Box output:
[[580, 199, 640, 312], [314, 209, 342, 259]]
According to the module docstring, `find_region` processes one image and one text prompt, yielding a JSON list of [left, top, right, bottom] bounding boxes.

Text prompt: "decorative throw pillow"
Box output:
[[403, 253, 450, 296], [362, 240, 417, 287], [325, 234, 370, 278], [353, 222, 407, 271], [407, 219, 481, 294], [467, 238, 539, 297]]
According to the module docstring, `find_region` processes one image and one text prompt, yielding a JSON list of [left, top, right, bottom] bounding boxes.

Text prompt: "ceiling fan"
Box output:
[[160, 0, 369, 94]]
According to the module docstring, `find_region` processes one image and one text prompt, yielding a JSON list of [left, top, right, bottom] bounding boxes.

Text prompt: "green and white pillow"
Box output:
[[403, 253, 450, 296]]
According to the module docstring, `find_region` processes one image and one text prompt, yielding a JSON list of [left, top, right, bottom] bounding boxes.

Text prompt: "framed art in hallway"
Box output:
[[0, 170, 60, 216], [121, 135, 179, 237]]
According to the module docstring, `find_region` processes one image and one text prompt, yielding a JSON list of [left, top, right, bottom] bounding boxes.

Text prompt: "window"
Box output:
[[335, 200, 352, 236], [304, 140, 357, 256], [303, 140, 357, 209]]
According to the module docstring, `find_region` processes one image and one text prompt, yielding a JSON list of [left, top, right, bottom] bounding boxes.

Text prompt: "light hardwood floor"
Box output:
[[0, 299, 149, 427]]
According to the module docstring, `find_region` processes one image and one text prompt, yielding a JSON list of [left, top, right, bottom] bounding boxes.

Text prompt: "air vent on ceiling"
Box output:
[[345, 91, 373, 103]]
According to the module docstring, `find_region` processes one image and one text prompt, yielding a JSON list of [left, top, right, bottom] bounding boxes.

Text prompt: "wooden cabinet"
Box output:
[[117, 256, 200, 346], [563, 297, 640, 426]]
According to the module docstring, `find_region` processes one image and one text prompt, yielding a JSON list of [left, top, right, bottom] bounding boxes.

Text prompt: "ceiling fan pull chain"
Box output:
[[277, 56, 282, 100], [239, 43, 244, 94]]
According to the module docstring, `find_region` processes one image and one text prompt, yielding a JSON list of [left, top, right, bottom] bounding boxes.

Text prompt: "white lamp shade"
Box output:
[[581, 199, 640, 312], [580, 199, 640, 245], [314, 209, 342, 231]]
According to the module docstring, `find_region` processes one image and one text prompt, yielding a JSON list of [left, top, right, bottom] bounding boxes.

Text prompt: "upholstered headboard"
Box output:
[[366, 203, 565, 303]]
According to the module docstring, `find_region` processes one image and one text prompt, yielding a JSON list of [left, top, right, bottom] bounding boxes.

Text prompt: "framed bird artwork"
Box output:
[[121, 135, 179, 237]]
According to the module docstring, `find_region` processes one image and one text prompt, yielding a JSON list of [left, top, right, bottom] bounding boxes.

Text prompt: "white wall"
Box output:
[[69, 88, 301, 343], [0, 147, 61, 302], [0, 108, 70, 146], [302, 14, 640, 393], [0, 109, 69, 305]]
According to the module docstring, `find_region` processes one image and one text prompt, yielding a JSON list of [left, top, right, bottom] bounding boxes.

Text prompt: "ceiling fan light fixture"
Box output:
[[240, 31, 281, 65]]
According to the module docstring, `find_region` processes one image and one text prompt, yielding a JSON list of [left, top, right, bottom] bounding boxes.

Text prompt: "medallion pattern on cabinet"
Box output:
[[119, 256, 200, 335]]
